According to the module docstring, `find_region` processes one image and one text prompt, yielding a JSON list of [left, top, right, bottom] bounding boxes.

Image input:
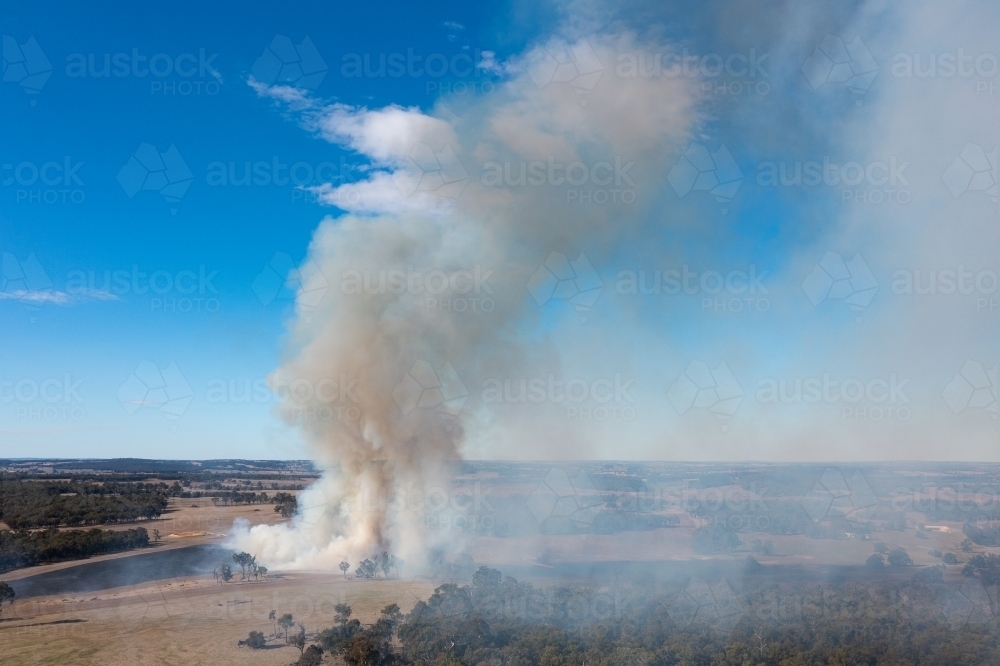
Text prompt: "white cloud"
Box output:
[[310, 104, 458, 167], [0, 289, 68, 304]]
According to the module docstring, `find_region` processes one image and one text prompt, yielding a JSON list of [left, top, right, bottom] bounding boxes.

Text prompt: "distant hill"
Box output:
[[0, 458, 317, 475]]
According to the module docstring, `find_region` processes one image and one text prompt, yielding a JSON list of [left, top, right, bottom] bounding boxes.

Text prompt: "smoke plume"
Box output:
[[231, 30, 702, 571]]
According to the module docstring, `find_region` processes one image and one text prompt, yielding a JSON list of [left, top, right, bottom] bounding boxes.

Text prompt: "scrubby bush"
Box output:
[[239, 631, 266, 649]]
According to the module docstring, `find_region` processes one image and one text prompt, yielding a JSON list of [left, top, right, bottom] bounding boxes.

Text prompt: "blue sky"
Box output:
[[1, 0, 998, 461], [0, 0, 521, 458]]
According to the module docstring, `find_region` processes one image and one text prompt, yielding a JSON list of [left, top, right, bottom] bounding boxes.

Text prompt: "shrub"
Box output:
[[298, 645, 324, 666], [888, 547, 913, 567], [240, 631, 266, 649]]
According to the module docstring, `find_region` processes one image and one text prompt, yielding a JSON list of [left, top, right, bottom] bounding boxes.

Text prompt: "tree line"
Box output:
[[0, 479, 302, 530], [0, 480, 168, 529], [0, 527, 149, 573], [249, 564, 1000, 666]]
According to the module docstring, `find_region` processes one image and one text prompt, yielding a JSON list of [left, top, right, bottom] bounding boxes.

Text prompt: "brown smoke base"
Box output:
[[231, 31, 701, 572]]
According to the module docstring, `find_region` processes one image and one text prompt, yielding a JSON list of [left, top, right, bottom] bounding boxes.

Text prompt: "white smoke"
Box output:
[[231, 31, 703, 571]]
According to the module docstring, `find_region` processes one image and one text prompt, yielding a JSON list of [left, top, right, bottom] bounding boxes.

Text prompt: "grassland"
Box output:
[[1, 574, 435, 666]]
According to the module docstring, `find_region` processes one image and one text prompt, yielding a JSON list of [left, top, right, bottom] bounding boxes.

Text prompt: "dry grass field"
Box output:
[[0, 575, 436, 666]]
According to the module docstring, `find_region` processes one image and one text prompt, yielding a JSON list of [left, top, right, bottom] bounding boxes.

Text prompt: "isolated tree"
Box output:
[[220, 563, 233, 583], [340, 561, 351, 578], [274, 492, 298, 518], [381, 551, 391, 578], [866, 554, 885, 568], [242, 630, 266, 649], [257, 565, 268, 579], [232, 552, 245, 578], [888, 547, 913, 567], [335, 603, 353, 626], [233, 552, 254, 579], [0, 581, 15, 618], [152, 529, 160, 543], [279, 613, 295, 642], [290, 624, 307, 655], [355, 559, 377, 579], [269, 609, 277, 636]]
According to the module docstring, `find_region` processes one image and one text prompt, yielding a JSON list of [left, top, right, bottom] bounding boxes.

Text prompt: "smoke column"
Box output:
[[231, 30, 702, 571]]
